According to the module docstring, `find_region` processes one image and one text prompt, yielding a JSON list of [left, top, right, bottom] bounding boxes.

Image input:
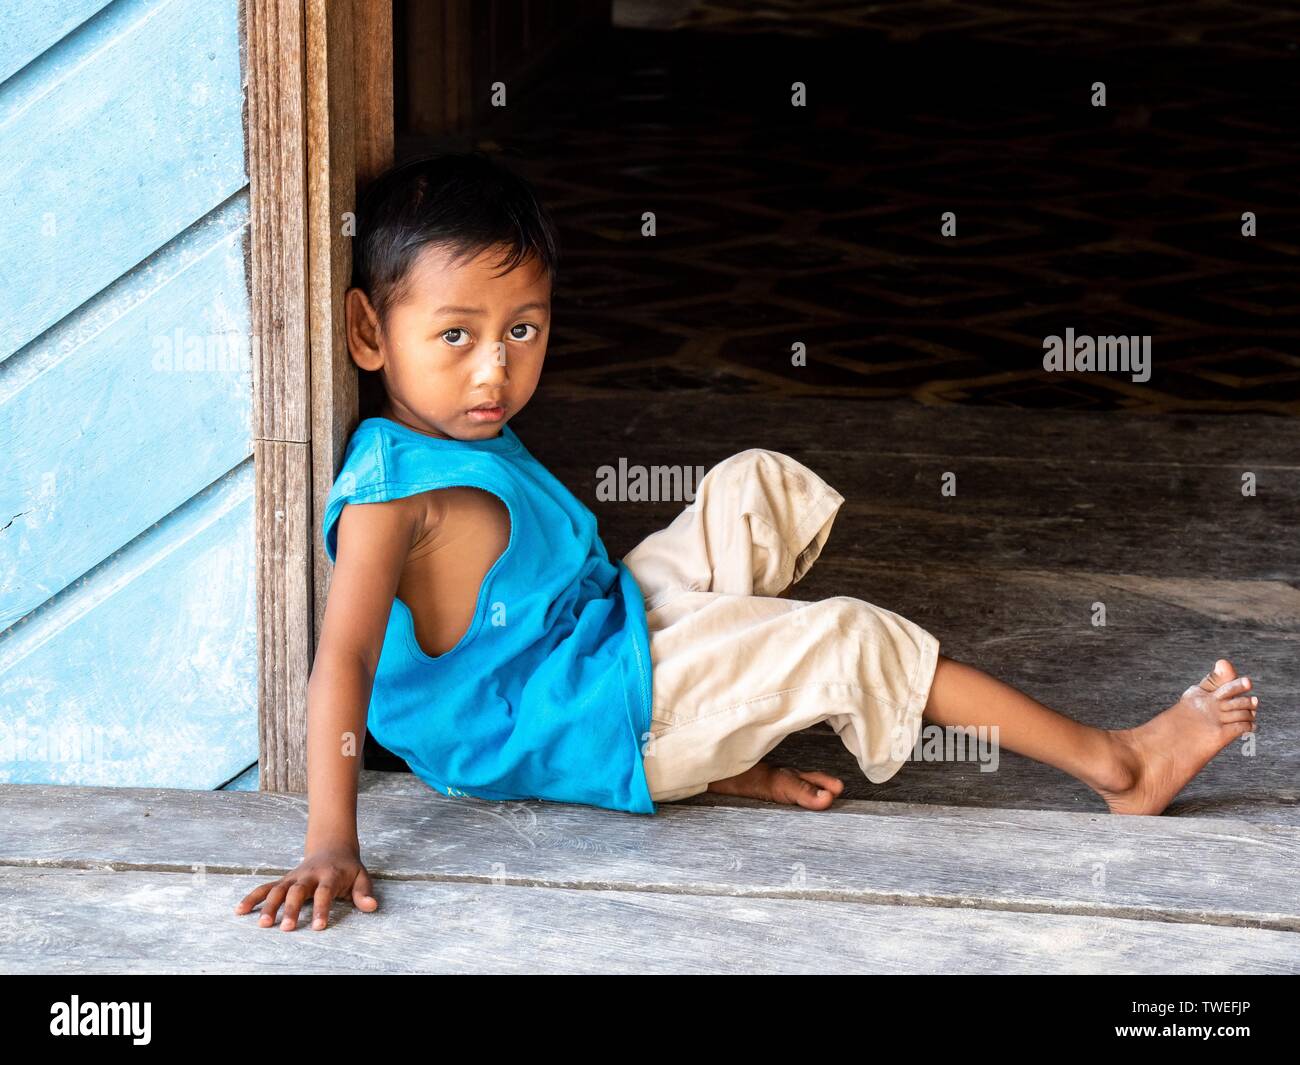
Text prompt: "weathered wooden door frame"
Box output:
[[245, 0, 394, 792]]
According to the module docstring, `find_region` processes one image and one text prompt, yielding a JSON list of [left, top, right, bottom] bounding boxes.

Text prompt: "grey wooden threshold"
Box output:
[[2, 771, 1297, 974]]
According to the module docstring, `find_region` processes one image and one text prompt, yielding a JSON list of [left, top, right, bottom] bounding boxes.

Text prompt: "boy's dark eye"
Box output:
[[441, 328, 469, 346], [511, 324, 538, 341]]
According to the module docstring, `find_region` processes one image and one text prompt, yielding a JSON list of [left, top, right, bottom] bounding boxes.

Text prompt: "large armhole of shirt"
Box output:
[[386, 478, 517, 666]]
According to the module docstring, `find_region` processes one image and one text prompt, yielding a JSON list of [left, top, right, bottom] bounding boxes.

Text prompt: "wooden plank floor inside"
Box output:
[[5, 395, 1297, 972]]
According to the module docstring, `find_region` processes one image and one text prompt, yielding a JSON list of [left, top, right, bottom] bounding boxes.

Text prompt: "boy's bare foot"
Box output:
[[1094, 659, 1258, 816], [707, 760, 844, 809]]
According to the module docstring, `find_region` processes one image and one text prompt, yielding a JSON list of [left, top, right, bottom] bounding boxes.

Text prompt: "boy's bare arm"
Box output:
[[233, 494, 427, 930], [305, 495, 424, 853]]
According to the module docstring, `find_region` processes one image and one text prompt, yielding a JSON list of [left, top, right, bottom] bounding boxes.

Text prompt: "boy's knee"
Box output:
[[700, 450, 831, 519], [715, 448, 803, 486], [821, 595, 900, 636]]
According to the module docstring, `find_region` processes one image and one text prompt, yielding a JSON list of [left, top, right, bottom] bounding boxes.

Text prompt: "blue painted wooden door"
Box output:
[[0, 0, 258, 790]]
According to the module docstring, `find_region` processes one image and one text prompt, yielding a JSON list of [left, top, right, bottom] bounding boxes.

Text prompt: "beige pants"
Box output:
[[621, 449, 942, 803]]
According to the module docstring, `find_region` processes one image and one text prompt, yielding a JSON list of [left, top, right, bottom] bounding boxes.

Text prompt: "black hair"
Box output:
[[349, 150, 560, 420], [351, 149, 560, 327]]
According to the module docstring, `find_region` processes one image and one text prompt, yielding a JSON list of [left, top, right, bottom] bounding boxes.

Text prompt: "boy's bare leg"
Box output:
[[919, 654, 1258, 815], [711, 571, 1257, 814], [707, 650, 1258, 815]]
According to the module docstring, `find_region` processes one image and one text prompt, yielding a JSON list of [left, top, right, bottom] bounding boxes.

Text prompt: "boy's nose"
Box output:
[[473, 341, 510, 379]]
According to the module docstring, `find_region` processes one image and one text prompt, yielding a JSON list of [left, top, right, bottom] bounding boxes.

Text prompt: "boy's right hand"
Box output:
[[233, 845, 379, 931]]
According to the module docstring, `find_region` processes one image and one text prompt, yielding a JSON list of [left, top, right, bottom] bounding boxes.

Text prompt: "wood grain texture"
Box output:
[[0, 0, 113, 84], [3, 773, 1298, 930], [1, 774, 1297, 972], [246, 0, 310, 444], [512, 388, 1300, 468], [0, 0, 247, 361], [0, 464, 256, 788], [255, 439, 312, 792], [247, 0, 315, 794], [0, 195, 251, 627], [308, 0, 393, 666], [399, 0, 447, 136], [0, 0, 256, 790], [306, 0, 358, 684], [5, 866, 1296, 973], [248, 0, 392, 792], [396, 0, 608, 138], [352, 0, 395, 185]]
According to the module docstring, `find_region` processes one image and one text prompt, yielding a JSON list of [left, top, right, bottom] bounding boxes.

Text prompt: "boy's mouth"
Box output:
[[466, 402, 505, 422]]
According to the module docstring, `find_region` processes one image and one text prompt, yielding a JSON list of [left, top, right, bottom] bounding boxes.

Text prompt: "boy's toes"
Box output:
[[1219, 693, 1258, 717], [1214, 675, 1252, 702], [773, 767, 842, 809], [1200, 659, 1237, 692], [801, 770, 845, 797]]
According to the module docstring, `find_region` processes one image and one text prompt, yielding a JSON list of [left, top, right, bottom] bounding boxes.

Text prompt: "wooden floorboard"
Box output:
[[564, 455, 1298, 581], [512, 390, 1300, 467], [3, 777, 1298, 935], [521, 394, 1299, 581], [4, 866, 1296, 974]]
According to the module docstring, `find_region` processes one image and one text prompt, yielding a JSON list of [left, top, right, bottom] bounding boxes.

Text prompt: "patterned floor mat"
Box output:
[[412, 1, 1300, 414]]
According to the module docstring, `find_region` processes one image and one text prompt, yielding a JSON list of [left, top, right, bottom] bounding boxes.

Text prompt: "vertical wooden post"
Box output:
[[247, 0, 392, 793], [352, 0, 397, 186], [403, 0, 474, 137]]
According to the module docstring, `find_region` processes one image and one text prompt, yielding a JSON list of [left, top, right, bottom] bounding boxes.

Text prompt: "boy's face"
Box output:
[[346, 242, 551, 440]]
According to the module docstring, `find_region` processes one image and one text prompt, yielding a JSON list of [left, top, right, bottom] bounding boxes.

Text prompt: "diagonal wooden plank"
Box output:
[[0, 195, 251, 628], [0, 465, 257, 789], [0, 0, 114, 85], [2, 866, 1296, 974], [2, 778, 1297, 932], [0, 0, 247, 359]]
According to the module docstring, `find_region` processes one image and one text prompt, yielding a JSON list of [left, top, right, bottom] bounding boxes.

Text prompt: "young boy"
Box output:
[[235, 151, 1260, 933]]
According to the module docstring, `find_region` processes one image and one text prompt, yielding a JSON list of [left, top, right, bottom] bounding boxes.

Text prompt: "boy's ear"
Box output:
[[345, 287, 384, 371]]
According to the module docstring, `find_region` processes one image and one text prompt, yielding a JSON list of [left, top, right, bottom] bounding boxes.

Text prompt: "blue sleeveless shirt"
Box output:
[[321, 416, 656, 815]]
